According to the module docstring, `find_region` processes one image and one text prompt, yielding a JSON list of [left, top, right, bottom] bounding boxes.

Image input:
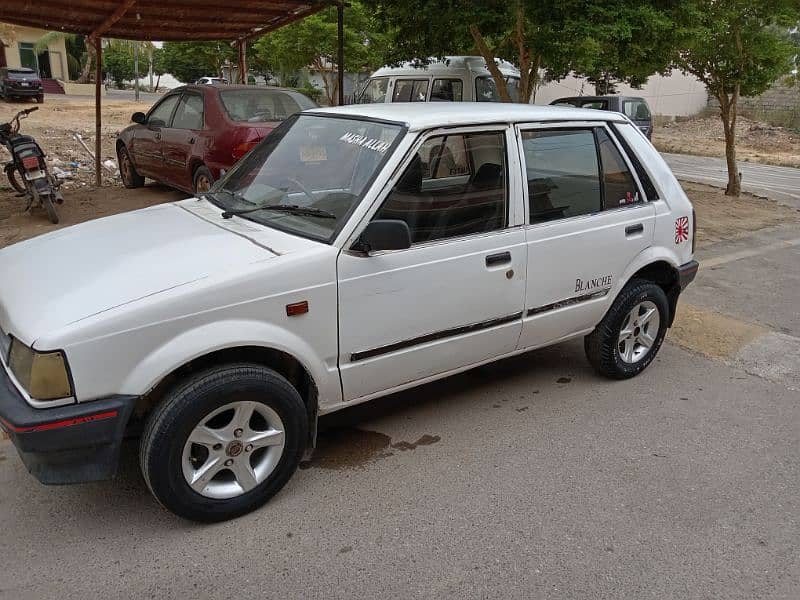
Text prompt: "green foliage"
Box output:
[[364, 0, 682, 100], [678, 0, 799, 100], [160, 41, 235, 83], [103, 42, 136, 89], [294, 83, 324, 103], [252, 1, 388, 104]]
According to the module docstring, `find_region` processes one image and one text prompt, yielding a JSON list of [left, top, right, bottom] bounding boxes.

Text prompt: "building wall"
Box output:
[[532, 69, 709, 117], [0, 24, 69, 80]]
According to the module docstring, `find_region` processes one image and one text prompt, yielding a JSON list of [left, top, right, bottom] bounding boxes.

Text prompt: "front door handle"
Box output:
[[485, 251, 512, 267], [625, 223, 644, 236], [189, 137, 196, 144], [154, 132, 161, 141]]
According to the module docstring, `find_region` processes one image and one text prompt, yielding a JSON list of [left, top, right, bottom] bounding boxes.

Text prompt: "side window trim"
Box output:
[[609, 123, 659, 201], [349, 125, 516, 251]]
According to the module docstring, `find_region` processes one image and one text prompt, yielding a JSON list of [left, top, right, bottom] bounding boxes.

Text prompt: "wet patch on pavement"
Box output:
[[299, 429, 440, 471]]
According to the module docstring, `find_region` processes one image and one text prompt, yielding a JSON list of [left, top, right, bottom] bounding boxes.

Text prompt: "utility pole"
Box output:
[[148, 45, 154, 92], [337, 1, 344, 105], [133, 40, 139, 101]]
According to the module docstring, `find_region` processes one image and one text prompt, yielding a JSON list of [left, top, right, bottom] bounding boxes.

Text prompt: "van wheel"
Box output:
[[584, 279, 669, 379], [193, 165, 214, 194], [140, 364, 308, 522]]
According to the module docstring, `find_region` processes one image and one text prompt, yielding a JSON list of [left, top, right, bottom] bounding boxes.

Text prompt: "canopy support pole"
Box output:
[[237, 41, 247, 84], [337, 1, 344, 105], [94, 36, 102, 188]]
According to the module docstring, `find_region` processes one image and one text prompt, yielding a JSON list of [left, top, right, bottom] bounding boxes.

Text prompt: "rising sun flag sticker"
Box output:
[[675, 216, 690, 244]]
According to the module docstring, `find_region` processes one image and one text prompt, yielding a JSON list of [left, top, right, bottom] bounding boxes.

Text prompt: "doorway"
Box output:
[[36, 50, 52, 78]]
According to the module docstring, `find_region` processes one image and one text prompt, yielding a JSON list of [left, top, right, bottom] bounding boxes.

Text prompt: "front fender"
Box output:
[[119, 318, 340, 406]]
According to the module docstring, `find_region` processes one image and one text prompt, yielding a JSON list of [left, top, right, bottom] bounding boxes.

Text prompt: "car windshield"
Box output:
[[208, 114, 405, 242], [7, 70, 37, 80], [475, 75, 520, 102], [219, 89, 316, 122]]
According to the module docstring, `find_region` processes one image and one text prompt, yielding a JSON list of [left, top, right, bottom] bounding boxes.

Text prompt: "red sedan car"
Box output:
[[116, 84, 317, 193]]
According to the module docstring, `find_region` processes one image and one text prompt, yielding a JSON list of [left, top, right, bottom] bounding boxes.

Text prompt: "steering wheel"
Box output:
[[287, 177, 316, 206]]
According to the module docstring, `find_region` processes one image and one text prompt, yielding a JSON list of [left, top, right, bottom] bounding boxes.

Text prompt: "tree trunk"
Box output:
[[718, 90, 741, 197], [76, 37, 95, 84], [468, 24, 512, 102]]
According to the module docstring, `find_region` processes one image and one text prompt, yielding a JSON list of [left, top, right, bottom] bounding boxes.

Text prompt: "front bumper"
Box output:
[[678, 260, 699, 289], [0, 367, 136, 484]]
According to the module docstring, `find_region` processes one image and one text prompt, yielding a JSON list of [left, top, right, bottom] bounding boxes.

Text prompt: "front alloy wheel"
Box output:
[[182, 401, 286, 499], [617, 300, 660, 364], [140, 364, 307, 522]]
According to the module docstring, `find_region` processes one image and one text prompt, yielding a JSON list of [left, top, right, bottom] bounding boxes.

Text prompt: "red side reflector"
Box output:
[[0, 410, 118, 434], [286, 301, 309, 316], [22, 156, 40, 171]]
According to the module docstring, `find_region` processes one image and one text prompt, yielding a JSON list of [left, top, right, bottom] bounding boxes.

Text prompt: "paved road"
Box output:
[[663, 152, 800, 209], [1, 222, 799, 599]]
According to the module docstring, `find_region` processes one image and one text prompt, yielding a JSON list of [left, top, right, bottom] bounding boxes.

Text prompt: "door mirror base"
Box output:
[[131, 111, 147, 125], [356, 220, 411, 253]]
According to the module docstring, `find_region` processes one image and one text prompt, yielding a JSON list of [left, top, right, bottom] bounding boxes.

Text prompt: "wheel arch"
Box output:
[[618, 249, 682, 326], [132, 344, 320, 448]]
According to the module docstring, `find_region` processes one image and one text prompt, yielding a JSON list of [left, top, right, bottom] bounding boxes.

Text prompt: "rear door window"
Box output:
[[392, 79, 429, 102], [171, 93, 204, 130], [521, 129, 601, 223], [578, 100, 609, 110], [596, 128, 640, 208]]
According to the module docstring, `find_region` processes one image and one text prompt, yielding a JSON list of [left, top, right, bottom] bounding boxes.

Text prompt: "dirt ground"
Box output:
[[653, 115, 800, 168]]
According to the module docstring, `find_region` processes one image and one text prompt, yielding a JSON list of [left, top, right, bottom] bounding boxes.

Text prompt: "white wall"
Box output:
[[532, 69, 709, 117]]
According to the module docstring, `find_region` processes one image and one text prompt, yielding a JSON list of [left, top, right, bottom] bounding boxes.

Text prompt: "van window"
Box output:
[[476, 76, 520, 102], [392, 79, 429, 102], [430, 79, 463, 102], [522, 129, 601, 223], [375, 131, 507, 243], [623, 99, 651, 120], [358, 78, 390, 103], [578, 100, 608, 110]]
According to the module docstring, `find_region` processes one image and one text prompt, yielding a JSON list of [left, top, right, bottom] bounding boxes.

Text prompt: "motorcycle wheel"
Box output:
[[4, 164, 26, 194], [41, 193, 59, 224]]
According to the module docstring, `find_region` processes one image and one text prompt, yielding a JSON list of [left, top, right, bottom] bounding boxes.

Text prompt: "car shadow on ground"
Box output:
[[7, 339, 595, 530]]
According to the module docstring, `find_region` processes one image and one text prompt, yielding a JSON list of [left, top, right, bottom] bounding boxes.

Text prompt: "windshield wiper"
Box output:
[[221, 204, 336, 220]]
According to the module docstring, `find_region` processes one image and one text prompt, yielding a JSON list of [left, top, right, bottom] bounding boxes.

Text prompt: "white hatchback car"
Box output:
[[0, 104, 697, 521]]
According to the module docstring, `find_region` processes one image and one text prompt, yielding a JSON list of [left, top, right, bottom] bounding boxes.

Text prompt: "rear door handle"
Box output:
[[625, 224, 644, 236], [154, 132, 161, 141], [485, 251, 512, 267], [189, 137, 196, 144]]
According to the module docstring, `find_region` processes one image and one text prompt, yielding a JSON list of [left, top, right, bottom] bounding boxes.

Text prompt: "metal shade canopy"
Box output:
[[0, 0, 337, 185]]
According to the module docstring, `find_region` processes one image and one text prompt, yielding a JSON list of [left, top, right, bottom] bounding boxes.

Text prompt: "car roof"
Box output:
[[308, 102, 627, 131], [552, 96, 645, 102], [177, 84, 302, 93], [371, 56, 520, 79]]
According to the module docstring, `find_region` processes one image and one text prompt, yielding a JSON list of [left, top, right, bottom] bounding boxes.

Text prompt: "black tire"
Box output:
[[584, 278, 669, 379], [42, 193, 59, 224], [193, 165, 214, 194], [5, 164, 26, 194], [118, 145, 145, 188], [140, 364, 308, 522], [36, 95, 44, 104]]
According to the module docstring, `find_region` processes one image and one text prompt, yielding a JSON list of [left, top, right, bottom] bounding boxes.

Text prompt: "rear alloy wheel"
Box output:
[[193, 165, 214, 194], [119, 145, 145, 188], [140, 364, 307, 522], [584, 278, 669, 379]]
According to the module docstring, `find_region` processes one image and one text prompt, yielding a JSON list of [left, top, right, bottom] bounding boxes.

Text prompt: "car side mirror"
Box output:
[[148, 118, 165, 130], [357, 220, 411, 253], [131, 111, 147, 124]]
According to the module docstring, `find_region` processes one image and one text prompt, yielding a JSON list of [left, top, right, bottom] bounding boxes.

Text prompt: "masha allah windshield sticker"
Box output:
[[338, 132, 392, 154]]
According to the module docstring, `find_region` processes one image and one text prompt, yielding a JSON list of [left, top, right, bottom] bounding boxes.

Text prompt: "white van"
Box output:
[[356, 56, 522, 104]]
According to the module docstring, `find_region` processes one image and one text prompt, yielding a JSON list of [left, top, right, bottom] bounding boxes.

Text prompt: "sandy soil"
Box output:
[[682, 181, 800, 248], [653, 115, 800, 168]]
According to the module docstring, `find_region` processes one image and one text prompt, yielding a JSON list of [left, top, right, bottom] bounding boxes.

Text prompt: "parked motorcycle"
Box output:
[[0, 106, 63, 224]]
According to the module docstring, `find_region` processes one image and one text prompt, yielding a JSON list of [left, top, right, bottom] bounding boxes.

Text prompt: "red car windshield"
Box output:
[[219, 89, 316, 123]]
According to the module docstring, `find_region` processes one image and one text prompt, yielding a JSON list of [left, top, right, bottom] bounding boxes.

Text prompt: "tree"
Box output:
[[160, 41, 234, 83], [252, 0, 388, 105], [677, 1, 799, 196], [103, 41, 135, 88], [365, 0, 681, 103]]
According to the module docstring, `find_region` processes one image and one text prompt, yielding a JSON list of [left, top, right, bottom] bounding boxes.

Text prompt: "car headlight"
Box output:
[[8, 339, 73, 401]]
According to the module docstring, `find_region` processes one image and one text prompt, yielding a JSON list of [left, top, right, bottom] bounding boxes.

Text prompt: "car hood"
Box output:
[[0, 201, 302, 346]]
